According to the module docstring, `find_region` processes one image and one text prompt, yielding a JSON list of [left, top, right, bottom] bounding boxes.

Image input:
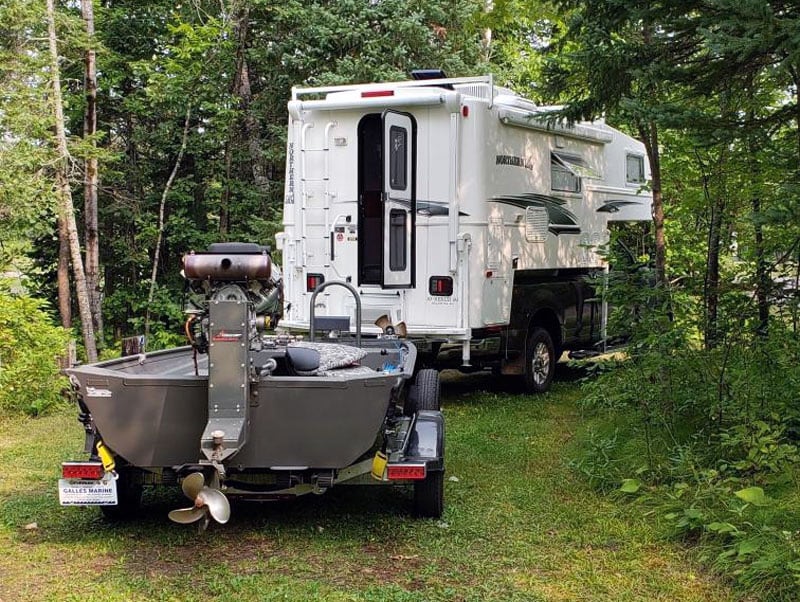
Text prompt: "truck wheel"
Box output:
[[413, 470, 444, 518], [100, 468, 143, 520], [405, 368, 440, 415], [523, 327, 556, 394]]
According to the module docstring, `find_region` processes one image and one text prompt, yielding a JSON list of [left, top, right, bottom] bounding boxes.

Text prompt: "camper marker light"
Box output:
[[306, 273, 325, 292], [62, 462, 105, 480], [361, 90, 394, 98], [462, 106, 469, 118], [387, 464, 426, 480]]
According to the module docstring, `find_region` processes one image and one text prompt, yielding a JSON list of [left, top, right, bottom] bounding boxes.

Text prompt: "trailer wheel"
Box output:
[[405, 368, 440, 415], [100, 467, 143, 520], [413, 470, 444, 518], [523, 327, 556, 394]]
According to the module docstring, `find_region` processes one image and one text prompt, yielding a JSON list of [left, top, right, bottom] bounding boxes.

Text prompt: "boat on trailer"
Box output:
[[59, 243, 444, 529]]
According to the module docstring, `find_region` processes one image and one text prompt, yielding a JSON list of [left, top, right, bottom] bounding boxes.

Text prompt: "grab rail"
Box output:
[[309, 280, 361, 346]]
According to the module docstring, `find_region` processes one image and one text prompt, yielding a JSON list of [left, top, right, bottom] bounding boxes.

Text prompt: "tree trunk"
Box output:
[[481, 0, 493, 62], [82, 0, 102, 345], [699, 152, 726, 349], [639, 120, 668, 290], [219, 136, 232, 238], [144, 105, 192, 349], [753, 192, 769, 335], [231, 1, 268, 191], [47, 0, 97, 362], [57, 216, 72, 329]]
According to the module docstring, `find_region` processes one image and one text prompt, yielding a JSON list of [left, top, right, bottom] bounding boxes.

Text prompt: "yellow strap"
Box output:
[[371, 451, 388, 481], [96, 440, 116, 473]]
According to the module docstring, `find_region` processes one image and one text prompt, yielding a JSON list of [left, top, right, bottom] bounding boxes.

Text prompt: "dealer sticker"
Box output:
[[58, 474, 118, 506]]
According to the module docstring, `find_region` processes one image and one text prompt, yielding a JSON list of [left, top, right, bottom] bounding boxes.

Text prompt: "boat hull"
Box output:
[[69, 346, 403, 469]]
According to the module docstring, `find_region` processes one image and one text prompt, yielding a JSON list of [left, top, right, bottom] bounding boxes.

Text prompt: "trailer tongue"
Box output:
[[60, 243, 445, 528]]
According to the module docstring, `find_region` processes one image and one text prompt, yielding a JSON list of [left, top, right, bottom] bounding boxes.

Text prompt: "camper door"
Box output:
[[382, 111, 416, 289]]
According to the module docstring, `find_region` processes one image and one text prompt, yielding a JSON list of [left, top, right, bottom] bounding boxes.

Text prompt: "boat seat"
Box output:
[[285, 346, 321, 375], [286, 342, 368, 376]]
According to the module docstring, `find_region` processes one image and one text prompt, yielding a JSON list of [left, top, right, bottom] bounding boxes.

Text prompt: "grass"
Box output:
[[0, 368, 739, 601]]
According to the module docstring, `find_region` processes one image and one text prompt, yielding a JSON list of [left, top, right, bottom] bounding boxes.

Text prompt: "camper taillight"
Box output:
[[306, 273, 325, 292], [429, 276, 453, 296]]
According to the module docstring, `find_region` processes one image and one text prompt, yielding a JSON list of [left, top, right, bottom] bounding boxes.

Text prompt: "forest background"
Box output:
[[1, 0, 800, 598]]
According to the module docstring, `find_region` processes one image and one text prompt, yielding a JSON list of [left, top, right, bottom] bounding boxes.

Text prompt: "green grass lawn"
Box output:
[[0, 370, 739, 601]]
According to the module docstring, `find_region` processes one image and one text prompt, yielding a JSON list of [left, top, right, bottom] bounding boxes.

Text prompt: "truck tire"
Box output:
[[405, 368, 440, 415], [523, 326, 556, 394], [100, 467, 143, 520]]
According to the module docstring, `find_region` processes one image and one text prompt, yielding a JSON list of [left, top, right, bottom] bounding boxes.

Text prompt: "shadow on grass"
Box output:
[[4, 479, 425, 548]]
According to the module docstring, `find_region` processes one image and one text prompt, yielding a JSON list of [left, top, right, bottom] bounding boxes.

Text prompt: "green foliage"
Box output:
[[576, 325, 800, 598], [0, 294, 70, 416]]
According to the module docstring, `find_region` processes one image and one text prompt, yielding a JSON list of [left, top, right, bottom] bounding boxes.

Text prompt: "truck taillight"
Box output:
[[429, 276, 453, 296], [307, 273, 325, 292], [62, 462, 105, 480], [386, 464, 427, 480]]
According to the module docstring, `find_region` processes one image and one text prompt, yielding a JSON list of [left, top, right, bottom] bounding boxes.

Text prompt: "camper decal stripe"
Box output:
[[417, 200, 468, 217], [492, 193, 581, 236], [387, 198, 469, 217], [597, 200, 641, 213]]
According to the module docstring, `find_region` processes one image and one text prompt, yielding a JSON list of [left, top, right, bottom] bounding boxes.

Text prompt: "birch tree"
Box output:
[[46, 0, 97, 362], [82, 0, 102, 342]]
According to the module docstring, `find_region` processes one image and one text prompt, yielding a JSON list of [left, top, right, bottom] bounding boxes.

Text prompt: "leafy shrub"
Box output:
[[577, 335, 800, 600], [0, 293, 70, 415]]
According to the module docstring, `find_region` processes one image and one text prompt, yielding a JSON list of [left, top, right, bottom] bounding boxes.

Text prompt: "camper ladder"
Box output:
[[299, 121, 337, 267]]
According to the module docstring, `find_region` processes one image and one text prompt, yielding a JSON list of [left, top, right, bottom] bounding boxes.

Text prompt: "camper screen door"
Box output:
[[382, 110, 416, 288]]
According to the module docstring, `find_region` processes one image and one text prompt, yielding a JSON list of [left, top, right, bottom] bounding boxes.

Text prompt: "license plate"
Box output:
[[58, 473, 118, 506]]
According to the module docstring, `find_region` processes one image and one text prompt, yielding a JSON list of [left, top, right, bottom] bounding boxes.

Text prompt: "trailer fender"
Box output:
[[405, 410, 444, 470]]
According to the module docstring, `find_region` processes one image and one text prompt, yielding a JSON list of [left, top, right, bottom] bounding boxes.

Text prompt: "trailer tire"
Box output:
[[100, 468, 143, 520], [413, 470, 444, 518], [523, 326, 556, 394], [405, 368, 440, 415]]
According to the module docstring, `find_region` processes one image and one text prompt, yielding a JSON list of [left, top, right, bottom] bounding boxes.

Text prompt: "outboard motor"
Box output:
[[181, 243, 282, 467]]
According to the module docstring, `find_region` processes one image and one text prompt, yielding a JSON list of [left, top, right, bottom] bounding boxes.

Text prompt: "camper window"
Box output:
[[551, 153, 581, 193], [389, 126, 407, 190], [389, 209, 407, 271], [626, 153, 645, 184]]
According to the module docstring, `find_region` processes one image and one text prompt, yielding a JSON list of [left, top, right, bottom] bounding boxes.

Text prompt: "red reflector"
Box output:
[[387, 464, 426, 480], [307, 273, 324, 292], [361, 90, 394, 98], [462, 106, 469, 117], [62, 462, 105, 480]]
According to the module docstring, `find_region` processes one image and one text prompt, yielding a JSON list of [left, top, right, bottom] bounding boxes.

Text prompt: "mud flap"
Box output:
[[405, 410, 444, 471]]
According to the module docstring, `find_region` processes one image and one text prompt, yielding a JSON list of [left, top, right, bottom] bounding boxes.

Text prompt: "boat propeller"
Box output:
[[168, 472, 230, 530], [375, 314, 407, 338]]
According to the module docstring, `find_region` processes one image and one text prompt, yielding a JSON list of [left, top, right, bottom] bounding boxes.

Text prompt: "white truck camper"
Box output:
[[276, 72, 653, 393]]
